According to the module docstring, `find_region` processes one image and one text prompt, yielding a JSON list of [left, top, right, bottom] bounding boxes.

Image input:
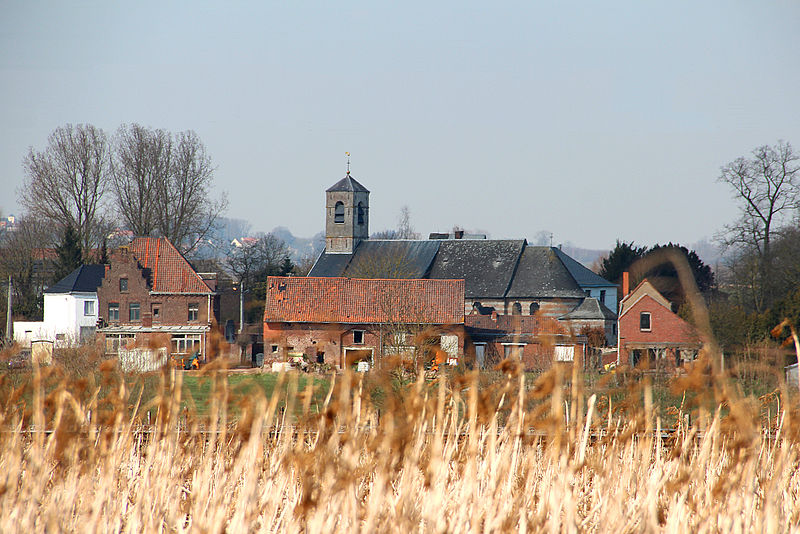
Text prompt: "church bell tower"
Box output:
[[325, 171, 370, 254]]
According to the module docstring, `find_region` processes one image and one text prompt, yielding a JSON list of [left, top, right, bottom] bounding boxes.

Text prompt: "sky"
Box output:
[[2, 1, 800, 251]]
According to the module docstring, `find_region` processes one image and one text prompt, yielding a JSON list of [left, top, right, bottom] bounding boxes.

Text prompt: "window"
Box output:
[[600, 290, 606, 302], [108, 303, 120, 321], [171, 334, 202, 356], [334, 201, 345, 223], [129, 302, 140, 321], [56, 333, 65, 341], [271, 345, 279, 353], [105, 334, 135, 355], [119, 278, 128, 292], [529, 302, 540, 315], [357, 202, 365, 225], [188, 303, 199, 321], [555, 345, 574, 362], [585, 290, 592, 297], [353, 330, 364, 344], [640, 312, 651, 331], [512, 302, 522, 315], [503, 344, 524, 360], [84, 300, 95, 316], [152, 304, 160, 321]]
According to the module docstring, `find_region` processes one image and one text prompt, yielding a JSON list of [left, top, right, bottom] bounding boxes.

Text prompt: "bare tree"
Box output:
[[111, 124, 171, 237], [20, 124, 110, 257], [718, 141, 800, 310], [0, 216, 55, 322], [226, 233, 292, 324], [156, 130, 227, 253], [397, 205, 419, 239], [109, 125, 227, 254]]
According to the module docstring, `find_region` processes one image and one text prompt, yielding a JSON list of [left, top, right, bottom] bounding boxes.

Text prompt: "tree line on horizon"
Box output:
[[2, 129, 798, 351]]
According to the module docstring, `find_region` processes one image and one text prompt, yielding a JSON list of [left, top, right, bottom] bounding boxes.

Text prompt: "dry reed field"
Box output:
[[0, 351, 799, 534]]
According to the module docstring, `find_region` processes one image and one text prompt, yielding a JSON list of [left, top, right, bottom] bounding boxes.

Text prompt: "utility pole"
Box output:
[[238, 279, 244, 335], [5, 276, 11, 342]]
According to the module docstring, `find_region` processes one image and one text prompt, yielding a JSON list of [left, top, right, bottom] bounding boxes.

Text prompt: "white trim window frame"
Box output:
[[639, 312, 652, 332]]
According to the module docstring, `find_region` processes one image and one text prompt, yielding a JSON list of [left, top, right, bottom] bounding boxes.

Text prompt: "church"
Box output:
[[308, 172, 618, 346]]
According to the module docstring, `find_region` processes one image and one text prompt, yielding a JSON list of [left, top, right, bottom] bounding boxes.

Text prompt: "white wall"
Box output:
[[585, 287, 617, 312], [13, 292, 98, 347]]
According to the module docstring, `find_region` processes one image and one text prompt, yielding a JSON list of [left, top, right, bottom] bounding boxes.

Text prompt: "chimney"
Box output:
[[622, 271, 630, 296], [454, 230, 464, 239]]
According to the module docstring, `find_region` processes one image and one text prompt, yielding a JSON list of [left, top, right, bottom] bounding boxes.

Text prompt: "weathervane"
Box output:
[[345, 152, 351, 175]]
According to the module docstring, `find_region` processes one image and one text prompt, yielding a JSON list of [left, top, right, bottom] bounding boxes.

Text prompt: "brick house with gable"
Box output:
[[263, 276, 465, 369], [617, 278, 701, 368], [97, 237, 220, 362]]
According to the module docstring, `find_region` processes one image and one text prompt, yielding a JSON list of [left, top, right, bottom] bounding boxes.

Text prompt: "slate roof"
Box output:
[[343, 240, 440, 278], [307, 239, 613, 302], [44, 265, 105, 294], [559, 297, 617, 320], [326, 174, 370, 193], [428, 240, 525, 298], [307, 251, 354, 277], [308, 240, 441, 278], [506, 246, 587, 298], [552, 248, 616, 288], [129, 237, 213, 294], [264, 276, 464, 324]]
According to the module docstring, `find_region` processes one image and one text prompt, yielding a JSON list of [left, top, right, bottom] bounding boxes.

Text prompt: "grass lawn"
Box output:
[[180, 372, 333, 416]]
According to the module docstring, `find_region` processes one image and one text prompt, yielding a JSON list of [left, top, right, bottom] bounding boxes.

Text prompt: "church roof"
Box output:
[[552, 247, 616, 288], [308, 239, 613, 302], [428, 240, 525, 298], [326, 174, 370, 193], [343, 240, 440, 278], [506, 246, 587, 299]]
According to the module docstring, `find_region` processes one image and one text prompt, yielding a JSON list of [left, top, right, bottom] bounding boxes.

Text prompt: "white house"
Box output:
[[14, 265, 105, 348]]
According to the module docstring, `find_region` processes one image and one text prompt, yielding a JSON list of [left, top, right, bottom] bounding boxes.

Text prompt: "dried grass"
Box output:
[[0, 353, 798, 533]]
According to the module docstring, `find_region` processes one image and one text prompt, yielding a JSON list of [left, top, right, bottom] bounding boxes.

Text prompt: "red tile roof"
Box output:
[[129, 237, 212, 294], [264, 277, 465, 324]]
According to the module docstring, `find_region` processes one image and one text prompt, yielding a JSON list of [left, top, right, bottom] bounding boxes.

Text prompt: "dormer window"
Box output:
[[357, 202, 365, 225], [334, 201, 345, 223]]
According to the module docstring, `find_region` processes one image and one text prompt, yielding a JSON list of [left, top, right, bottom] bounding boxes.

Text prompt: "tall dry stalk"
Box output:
[[0, 353, 798, 532]]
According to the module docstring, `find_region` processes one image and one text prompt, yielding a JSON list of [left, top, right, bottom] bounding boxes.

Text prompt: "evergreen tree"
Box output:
[[54, 223, 83, 282], [598, 241, 647, 283]]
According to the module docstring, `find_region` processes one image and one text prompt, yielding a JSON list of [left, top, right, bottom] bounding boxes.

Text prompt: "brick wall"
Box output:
[[264, 322, 465, 369], [97, 251, 217, 327], [619, 295, 698, 346]]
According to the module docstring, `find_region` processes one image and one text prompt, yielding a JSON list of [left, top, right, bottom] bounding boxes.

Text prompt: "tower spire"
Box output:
[[345, 152, 351, 175]]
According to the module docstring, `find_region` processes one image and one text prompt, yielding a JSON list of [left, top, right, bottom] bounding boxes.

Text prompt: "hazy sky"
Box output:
[[2, 1, 800, 250]]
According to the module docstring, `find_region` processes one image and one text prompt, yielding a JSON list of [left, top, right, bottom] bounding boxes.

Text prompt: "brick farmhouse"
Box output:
[[263, 276, 465, 369], [617, 278, 701, 367], [96, 237, 220, 361]]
